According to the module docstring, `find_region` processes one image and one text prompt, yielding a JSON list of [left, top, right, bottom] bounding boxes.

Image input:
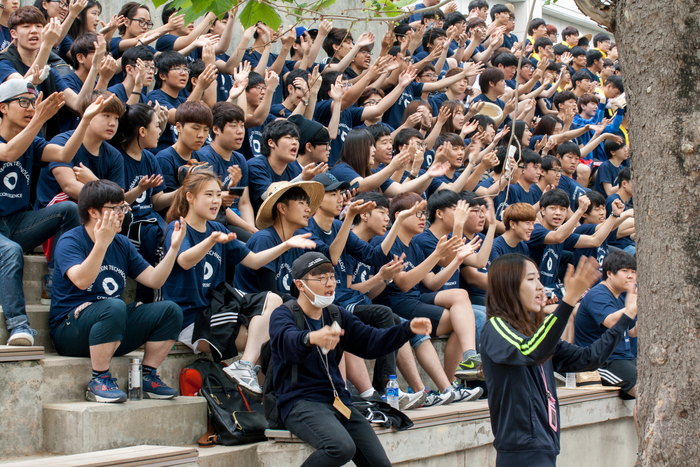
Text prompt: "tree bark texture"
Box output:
[[575, 0, 700, 464]]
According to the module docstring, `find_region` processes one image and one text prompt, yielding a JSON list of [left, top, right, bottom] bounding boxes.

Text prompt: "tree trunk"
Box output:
[[575, 0, 700, 464]]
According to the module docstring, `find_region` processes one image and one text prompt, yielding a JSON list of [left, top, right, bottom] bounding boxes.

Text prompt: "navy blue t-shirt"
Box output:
[[382, 82, 424, 130], [373, 234, 425, 306], [413, 229, 459, 293], [428, 92, 449, 116], [462, 232, 488, 301], [573, 223, 617, 273], [231, 226, 330, 294], [163, 220, 250, 328], [121, 148, 165, 220], [0, 24, 12, 51], [488, 235, 530, 265], [145, 89, 188, 153], [216, 53, 234, 102], [247, 156, 302, 214], [313, 100, 365, 166], [36, 131, 125, 208], [155, 146, 202, 192], [49, 226, 150, 330], [242, 49, 290, 105], [156, 34, 201, 63], [575, 283, 635, 360], [557, 174, 588, 210], [471, 93, 511, 129], [58, 72, 83, 132], [0, 136, 48, 216], [0, 60, 68, 98], [593, 160, 621, 196], [526, 223, 580, 288], [108, 82, 147, 105], [606, 194, 634, 250], [109, 37, 156, 86], [510, 182, 542, 205]]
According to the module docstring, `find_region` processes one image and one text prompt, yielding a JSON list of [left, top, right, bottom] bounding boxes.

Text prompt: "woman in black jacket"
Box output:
[[480, 254, 637, 466]]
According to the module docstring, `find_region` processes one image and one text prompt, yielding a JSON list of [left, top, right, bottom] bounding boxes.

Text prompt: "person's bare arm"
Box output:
[[171, 12, 216, 51]]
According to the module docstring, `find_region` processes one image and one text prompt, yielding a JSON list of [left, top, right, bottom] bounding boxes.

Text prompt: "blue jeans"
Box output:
[[472, 305, 487, 351], [0, 203, 79, 330]]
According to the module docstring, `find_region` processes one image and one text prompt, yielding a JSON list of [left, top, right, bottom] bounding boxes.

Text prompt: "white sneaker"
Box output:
[[450, 382, 484, 402], [224, 360, 262, 398], [399, 390, 426, 410], [7, 324, 36, 346]]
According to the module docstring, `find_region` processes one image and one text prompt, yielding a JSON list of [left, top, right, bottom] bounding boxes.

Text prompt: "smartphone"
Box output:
[[228, 186, 245, 196], [349, 182, 360, 191]]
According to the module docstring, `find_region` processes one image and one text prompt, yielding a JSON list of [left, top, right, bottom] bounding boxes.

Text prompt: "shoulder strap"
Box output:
[[282, 300, 304, 390]]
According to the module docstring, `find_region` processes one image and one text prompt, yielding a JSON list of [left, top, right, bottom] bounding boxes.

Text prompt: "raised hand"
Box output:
[[285, 232, 317, 250], [454, 199, 470, 230], [301, 162, 328, 181], [611, 198, 626, 216], [463, 61, 484, 78], [534, 135, 548, 152], [82, 94, 115, 121], [264, 69, 279, 89], [227, 165, 243, 187], [33, 91, 64, 124], [196, 63, 218, 90], [356, 31, 375, 48], [42, 17, 62, 47], [69, 0, 88, 17], [436, 235, 465, 257], [389, 149, 411, 170], [329, 74, 344, 101], [563, 256, 602, 303], [137, 174, 163, 190], [166, 13, 185, 32], [378, 254, 406, 281], [576, 195, 591, 213], [398, 66, 418, 87], [346, 200, 377, 219], [460, 119, 480, 138], [436, 105, 451, 126], [624, 282, 638, 319], [98, 55, 118, 80], [397, 199, 428, 222], [210, 231, 237, 244], [427, 161, 450, 178], [94, 210, 120, 247], [233, 61, 251, 84], [170, 217, 188, 249]]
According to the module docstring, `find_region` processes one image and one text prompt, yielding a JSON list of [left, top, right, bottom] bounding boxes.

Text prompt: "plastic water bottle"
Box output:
[[565, 372, 576, 389], [128, 358, 142, 401], [386, 375, 399, 409]]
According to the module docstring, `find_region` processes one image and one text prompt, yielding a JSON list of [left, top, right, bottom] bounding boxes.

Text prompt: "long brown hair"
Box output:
[[335, 128, 375, 178], [165, 169, 221, 224], [486, 253, 544, 336], [439, 100, 466, 134]]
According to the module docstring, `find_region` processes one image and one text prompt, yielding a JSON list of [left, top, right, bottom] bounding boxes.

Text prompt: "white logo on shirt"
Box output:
[[204, 262, 213, 280], [136, 191, 147, 204], [547, 257, 553, 271], [3, 172, 17, 190], [102, 278, 118, 295]]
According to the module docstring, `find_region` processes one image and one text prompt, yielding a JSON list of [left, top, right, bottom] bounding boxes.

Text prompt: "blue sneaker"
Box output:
[[143, 368, 177, 399], [7, 323, 37, 346], [86, 373, 127, 403]]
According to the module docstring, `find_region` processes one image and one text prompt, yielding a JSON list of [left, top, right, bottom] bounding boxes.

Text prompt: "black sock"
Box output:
[[92, 368, 109, 379], [142, 365, 156, 376]]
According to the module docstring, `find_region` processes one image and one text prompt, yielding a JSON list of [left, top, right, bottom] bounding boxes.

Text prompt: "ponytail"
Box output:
[[165, 168, 221, 224]]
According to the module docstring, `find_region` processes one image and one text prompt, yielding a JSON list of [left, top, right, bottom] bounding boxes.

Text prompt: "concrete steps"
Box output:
[[0, 305, 53, 351], [1, 445, 199, 466], [43, 399, 207, 455]]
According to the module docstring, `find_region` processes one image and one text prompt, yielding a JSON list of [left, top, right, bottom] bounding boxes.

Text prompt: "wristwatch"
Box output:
[[302, 98, 309, 106], [303, 332, 312, 347], [384, 279, 393, 286]]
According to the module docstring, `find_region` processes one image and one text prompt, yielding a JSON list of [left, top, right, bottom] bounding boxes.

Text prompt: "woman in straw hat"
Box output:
[[162, 171, 316, 397]]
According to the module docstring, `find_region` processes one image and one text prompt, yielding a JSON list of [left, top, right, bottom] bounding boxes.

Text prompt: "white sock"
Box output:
[[443, 386, 453, 393], [398, 389, 406, 397], [360, 388, 376, 399]]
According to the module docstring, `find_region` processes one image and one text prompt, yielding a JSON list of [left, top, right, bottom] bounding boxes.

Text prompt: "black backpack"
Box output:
[[180, 359, 268, 446], [260, 300, 343, 429]]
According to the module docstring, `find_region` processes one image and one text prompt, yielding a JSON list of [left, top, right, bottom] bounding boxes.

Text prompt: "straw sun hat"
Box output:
[[255, 180, 325, 229], [477, 102, 503, 121]]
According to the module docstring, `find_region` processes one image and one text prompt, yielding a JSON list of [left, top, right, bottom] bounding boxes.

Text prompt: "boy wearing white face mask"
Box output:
[[269, 252, 432, 467]]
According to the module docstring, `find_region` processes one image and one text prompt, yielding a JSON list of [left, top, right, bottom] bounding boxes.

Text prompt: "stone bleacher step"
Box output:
[[40, 351, 200, 405], [1, 445, 198, 467], [0, 345, 44, 362], [0, 304, 53, 351], [43, 398, 207, 455]]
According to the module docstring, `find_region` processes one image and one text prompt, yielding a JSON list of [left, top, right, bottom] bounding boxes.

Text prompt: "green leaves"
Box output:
[[393, 0, 415, 8], [239, 0, 282, 30]]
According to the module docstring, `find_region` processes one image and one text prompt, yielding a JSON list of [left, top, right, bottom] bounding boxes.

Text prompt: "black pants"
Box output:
[[352, 304, 398, 393], [284, 400, 391, 467]]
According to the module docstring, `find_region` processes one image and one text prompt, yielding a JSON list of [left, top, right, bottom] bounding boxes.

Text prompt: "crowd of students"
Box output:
[[0, 0, 639, 464]]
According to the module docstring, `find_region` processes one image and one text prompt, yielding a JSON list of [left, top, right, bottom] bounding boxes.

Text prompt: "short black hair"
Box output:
[[541, 155, 561, 171], [322, 28, 353, 57], [261, 120, 300, 156], [460, 190, 486, 208], [68, 32, 97, 68], [490, 3, 510, 21], [605, 75, 624, 93], [211, 102, 245, 138], [493, 52, 518, 68], [618, 167, 631, 185], [576, 189, 605, 214], [283, 68, 310, 99], [602, 250, 636, 279], [586, 49, 604, 67], [552, 91, 577, 111], [423, 27, 447, 50], [318, 70, 342, 101], [521, 149, 542, 166], [593, 33, 611, 47], [561, 26, 579, 40], [444, 11, 467, 29], [527, 18, 546, 36], [571, 70, 591, 89], [78, 180, 125, 224], [604, 138, 626, 159], [121, 45, 155, 69], [570, 46, 587, 58], [161, 1, 177, 25], [366, 123, 392, 143], [557, 141, 581, 159], [246, 71, 265, 90], [154, 51, 187, 89], [533, 37, 553, 54], [393, 128, 423, 152], [540, 188, 570, 210], [351, 192, 389, 224], [553, 44, 570, 58], [427, 190, 461, 224], [273, 187, 310, 222], [468, 0, 489, 11]]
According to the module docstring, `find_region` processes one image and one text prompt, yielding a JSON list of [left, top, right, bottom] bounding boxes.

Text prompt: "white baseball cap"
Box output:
[[0, 79, 37, 103]]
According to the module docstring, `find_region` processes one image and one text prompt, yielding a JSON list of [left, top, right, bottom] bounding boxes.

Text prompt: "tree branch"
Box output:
[[573, 0, 616, 30]]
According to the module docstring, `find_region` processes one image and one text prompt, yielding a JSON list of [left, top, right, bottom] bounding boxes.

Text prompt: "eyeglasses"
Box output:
[[132, 18, 154, 29], [169, 67, 189, 74], [103, 203, 131, 215], [341, 81, 352, 90], [363, 99, 381, 106], [250, 84, 267, 92], [7, 97, 36, 108], [416, 210, 428, 219], [49, 0, 69, 10], [305, 274, 336, 286], [421, 73, 438, 79], [517, 165, 526, 169], [313, 142, 331, 149], [549, 169, 563, 174]]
